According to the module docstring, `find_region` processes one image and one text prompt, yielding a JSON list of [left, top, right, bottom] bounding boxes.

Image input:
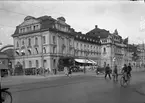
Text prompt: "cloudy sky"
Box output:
[[0, 0, 145, 47]]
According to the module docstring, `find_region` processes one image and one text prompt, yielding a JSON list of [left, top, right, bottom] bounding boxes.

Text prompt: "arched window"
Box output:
[[104, 47, 106, 53], [43, 47, 46, 53], [28, 49, 31, 55], [35, 48, 38, 54]]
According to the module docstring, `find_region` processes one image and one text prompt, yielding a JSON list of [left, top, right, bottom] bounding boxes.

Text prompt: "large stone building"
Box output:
[[86, 26, 128, 71], [73, 32, 101, 65], [12, 16, 76, 72]]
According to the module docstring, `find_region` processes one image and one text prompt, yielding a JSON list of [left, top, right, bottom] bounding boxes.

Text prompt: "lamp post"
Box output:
[[21, 50, 25, 75]]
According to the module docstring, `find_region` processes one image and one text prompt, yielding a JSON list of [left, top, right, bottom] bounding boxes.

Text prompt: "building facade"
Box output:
[[86, 26, 128, 71], [12, 15, 135, 73], [12, 16, 75, 72], [137, 43, 145, 67], [73, 32, 101, 66]]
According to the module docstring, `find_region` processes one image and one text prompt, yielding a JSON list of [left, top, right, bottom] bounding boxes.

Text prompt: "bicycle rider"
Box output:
[[121, 64, 129, 81]]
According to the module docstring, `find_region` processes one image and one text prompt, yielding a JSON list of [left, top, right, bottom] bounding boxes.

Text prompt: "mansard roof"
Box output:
[[74, 32, 101, 45], [12, 15, 71, 37], [86, 25, 111, 39]]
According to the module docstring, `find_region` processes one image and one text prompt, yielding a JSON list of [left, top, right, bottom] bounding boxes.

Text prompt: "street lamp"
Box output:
[[21, 50, 25, 75]]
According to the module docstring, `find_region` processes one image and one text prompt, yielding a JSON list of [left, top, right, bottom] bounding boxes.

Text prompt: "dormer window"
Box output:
[[34, 25, 36, 30], [80, 36, 82, 39]]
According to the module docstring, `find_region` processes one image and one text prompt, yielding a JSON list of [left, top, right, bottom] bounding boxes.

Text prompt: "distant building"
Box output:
[[137, 43, 145, 67], [86, 26, 128, 70], [73, 31, 101, 66]]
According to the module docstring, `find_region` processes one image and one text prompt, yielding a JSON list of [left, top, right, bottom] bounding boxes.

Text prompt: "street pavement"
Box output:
[[1, 71, 145, 103]]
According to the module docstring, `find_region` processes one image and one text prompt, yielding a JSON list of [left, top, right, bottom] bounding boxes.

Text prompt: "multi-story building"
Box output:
[[137, 43, 145, 67], [73, 32, 101, 65], [86, 25, 128, 71], [12, 16, 75, 72]]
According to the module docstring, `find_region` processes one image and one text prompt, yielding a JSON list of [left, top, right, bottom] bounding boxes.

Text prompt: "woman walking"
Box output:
[[112, 65, 118, 81]]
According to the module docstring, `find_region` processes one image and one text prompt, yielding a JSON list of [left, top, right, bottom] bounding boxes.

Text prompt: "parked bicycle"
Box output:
[[1, 88, 12, 103], [120, 73, 131, 87]]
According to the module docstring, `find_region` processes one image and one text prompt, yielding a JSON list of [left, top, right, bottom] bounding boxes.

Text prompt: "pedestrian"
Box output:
[[64, 66, 68, 76], [127, 63, 132, 77], [112, 65, 118, 81], [105, 64, 112, 79]]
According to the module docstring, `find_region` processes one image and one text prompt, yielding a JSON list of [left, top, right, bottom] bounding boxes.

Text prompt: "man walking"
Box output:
[[127, 63, 132, 77], [105, 64, 112, 79]]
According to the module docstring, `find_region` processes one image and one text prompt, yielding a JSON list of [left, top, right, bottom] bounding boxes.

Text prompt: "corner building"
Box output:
[[86, 26, 128, 71], [12, 16, 75, 72]]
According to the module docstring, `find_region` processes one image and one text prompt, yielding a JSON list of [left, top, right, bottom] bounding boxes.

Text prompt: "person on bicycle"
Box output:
[[121, 64, 128, 81], [127, 63, 132, 77]]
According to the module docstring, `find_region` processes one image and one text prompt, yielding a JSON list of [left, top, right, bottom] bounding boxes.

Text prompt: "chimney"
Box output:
[[95, 25, 98, 28]]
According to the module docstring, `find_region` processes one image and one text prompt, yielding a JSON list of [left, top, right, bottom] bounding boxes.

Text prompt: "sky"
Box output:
[[0, 0, 145, 48]]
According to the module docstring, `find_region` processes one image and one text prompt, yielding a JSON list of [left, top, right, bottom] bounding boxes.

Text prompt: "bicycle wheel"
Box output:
[[1, 91, 12, 103], [120, 76, 128, 87]]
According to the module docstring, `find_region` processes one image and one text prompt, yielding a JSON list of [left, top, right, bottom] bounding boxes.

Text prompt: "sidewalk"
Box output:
[[1, 72, 89, 86]]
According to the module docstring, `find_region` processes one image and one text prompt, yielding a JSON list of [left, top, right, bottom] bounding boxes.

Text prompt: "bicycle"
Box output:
[[1, 88, 12, 103], [120, 73, 131, 87]]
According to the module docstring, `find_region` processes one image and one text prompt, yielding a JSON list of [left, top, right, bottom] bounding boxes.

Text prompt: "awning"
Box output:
[[75, 59, 92, 63], [88, 59, 97, 64]]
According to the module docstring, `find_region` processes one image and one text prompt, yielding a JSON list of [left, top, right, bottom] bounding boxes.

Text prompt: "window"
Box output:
[[23, 28, 25, 32], [35, 37, 38, 45], [22, 40, 24, 45], [43, 47, 46, 53], [33, 26, 36, 30], [27, 27, 29, 31], [20, 29, 22, 33], [28, 38, 31, 46], [29, 61, 32, 68], [53, 47, 55, 53], [53, 36, 56, 44], [43, 36, 46, 44], [17, 41, 19, 47], [36, 60, 39, 68], [104, 47, 106, 53], [28, 49, 31, 55], [35, 48, 38, 54]]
